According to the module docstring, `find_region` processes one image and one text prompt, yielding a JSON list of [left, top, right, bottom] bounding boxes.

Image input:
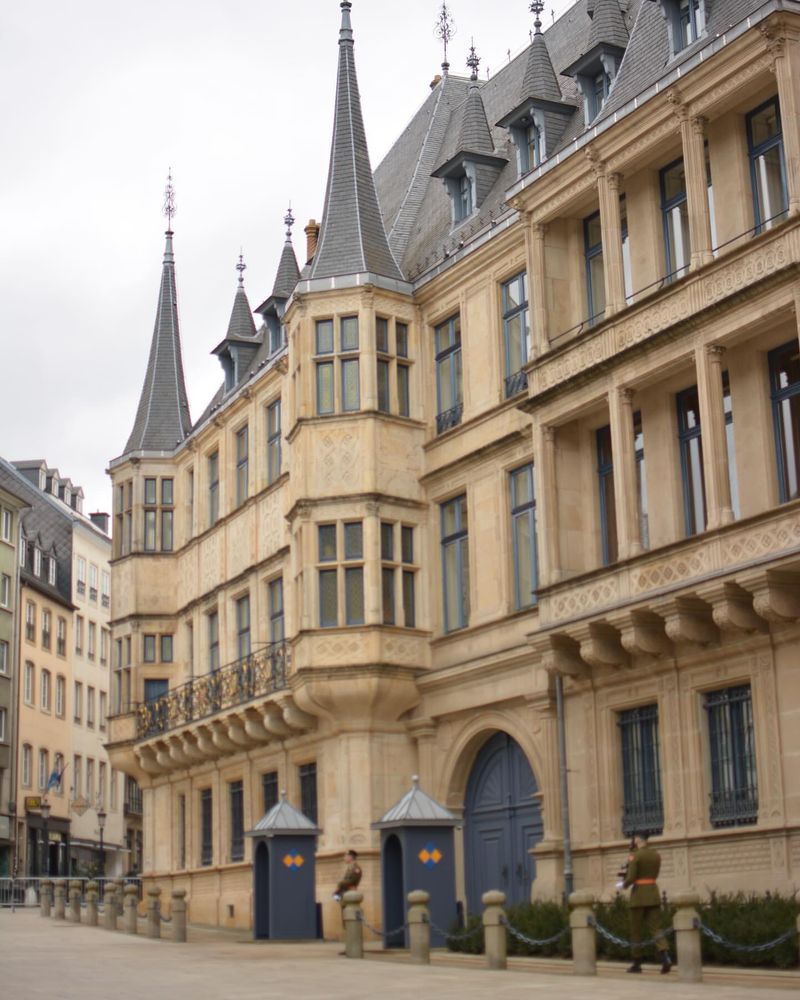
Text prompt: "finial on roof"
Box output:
[[467, 40, 480, 81], [163, 168, 176, 233], [435, 1, 456, 74], [236, 250, 246, 286], [280, 788, 287, 801], [530, 0, 545, 34], [339, 0, 353, 43], [284, 204, 295, 241], [412, 774, 420, 788]]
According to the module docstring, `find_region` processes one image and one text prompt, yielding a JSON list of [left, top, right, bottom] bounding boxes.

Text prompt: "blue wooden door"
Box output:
[[464, 732, 542, 914]]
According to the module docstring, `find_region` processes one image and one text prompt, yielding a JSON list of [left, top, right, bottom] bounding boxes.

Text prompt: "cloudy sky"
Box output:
[[1, 0, 573, 514]]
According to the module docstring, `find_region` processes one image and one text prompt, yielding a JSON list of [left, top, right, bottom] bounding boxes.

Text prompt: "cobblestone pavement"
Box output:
[[0, 910, 796, 1000]]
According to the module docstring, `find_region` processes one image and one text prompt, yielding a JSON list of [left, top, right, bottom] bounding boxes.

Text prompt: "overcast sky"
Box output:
[[1, 0, 574, 514]]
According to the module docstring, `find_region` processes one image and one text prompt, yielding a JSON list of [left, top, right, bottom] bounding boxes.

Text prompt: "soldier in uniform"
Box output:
[[623, 832, 672, 974], [333, 849, 362, 902]]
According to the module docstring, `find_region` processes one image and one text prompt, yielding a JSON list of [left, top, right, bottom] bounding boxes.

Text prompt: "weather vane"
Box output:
[[530, 0, 545, 32], [236, 250, 246, 286], [435, 1, 456, 69], [467, 40, 480, 80], [163, 168, 176, 230], [284, 204, 295, 240]]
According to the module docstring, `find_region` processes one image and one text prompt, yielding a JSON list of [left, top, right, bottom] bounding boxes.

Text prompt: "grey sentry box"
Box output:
[[372, 776, 459, 948], [246, 793, 321, 940]]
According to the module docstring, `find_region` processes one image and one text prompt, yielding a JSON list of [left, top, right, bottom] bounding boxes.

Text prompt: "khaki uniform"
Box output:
[[335, 860, 362, 897], [623, 844, 667, 957]]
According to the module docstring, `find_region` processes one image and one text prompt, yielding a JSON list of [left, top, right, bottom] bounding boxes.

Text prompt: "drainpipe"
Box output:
[[555, 673, 574, 900]]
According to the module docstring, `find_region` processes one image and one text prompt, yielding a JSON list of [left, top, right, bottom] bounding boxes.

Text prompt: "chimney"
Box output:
[[90, 512, 110, 534], [430, 74, 442, 90], [305, 219, 320, 264]]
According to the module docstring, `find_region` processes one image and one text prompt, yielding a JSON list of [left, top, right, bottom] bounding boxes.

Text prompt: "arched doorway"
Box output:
[[253, 841, 270, 939], [464, 732, 542, 914], [381, 834, 406, 949]]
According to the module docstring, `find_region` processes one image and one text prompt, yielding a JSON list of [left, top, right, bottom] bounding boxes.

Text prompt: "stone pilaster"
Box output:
[[534, 424, 560, 586], [763, 20, 800, 215], [608, 386, 642, 559], [525, 218, 549, 356], [695, 344, 734, 529]]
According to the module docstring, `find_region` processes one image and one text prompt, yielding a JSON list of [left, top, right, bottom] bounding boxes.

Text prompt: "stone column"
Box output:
[[682, 114, 714, 269], [171, 889, 188, 942], [534, 424, 560, 586], [124, 883, 139, 935], [342, 891, 364, 959], [104, 884, 118, 930], [53, 879, 65, 919], [526, 219, 549, 356], [569, 891, 597, 976], [86, 881, 99, 927], [695, 344, 734, 529], [764, 23, 800, 215], [482, 890, 507, 971], [40, 879, 52, 918], [146, 886, 162, 939], [363, 501, 382, 625], [360, 292, 378, 412], [608, 386, 642, 559], [407, 890, 431, 965], [672, 891, 703, 983], [68, 883, 81, 922], [597, 170, 626, 316]]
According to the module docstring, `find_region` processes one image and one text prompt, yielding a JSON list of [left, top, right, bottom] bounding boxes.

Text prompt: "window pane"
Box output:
[[161, 479, 174, 505], [344, 522, 363, 560], [144, 510, 156, 551], [402, 570, 416, 627], [316, 319, 334, 354], [397, 364, 410, 417], [401, 526, 414, 564], [396, 323, 409, 358], [513, 509, 536, 608], [340, 316, 359, 352], [380, 522, 394, 562], [382, 567, 395, 625], [319, 570, 337, 627], [317, 362, 334, 414], [588, 252, 606, 319], [161, 510, 173, 552], [377, 359, 391, 413], [666, 202, 691, 276], [318, 525, 337, 561], [345, 567, 364, 625], [376, 317, 389, 353], [754, 146, 787, 228], [341, 358, 360, 411], [144, 478, 157, 505]]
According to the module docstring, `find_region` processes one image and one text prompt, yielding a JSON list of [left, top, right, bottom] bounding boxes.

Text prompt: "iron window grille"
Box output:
[[299, 762, 318, 825], [230, 780, 245, 862], [618, 704, 664, 837], [704, 684, 758, 828], [200, 789, 213, 866]]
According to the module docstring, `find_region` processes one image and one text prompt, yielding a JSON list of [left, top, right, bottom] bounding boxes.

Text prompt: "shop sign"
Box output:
[[24, 796, 42, 812]]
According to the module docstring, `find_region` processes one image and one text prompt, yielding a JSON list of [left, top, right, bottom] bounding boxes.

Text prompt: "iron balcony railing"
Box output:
[[621, 800, 665, 838], [135, 641, 289, 739], [436, 403, 463, 435], [504, 369, 528, 398]]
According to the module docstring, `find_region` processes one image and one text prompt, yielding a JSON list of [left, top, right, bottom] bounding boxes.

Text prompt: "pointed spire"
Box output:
[[271, 207, 301, 299], [225, 253, 257, 341], [457, 75, 496, 156], [467, 41, 480, 82], [310, 3, 403, 282], [520, 2, 563, 102], [586, 0, 629, 51], [124, 175, 191, 455]]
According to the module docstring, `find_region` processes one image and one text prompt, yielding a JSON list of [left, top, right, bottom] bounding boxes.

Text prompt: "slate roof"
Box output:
[[587, 0, 629, 52], [124, 231, 192, 455], [309, 2, 404, 282], [247, 793, 321, 836], [521, 29, 564, 103], [373, 777, 458, 829], [223, 281, 258, 343], [271, 237, 301, 300]]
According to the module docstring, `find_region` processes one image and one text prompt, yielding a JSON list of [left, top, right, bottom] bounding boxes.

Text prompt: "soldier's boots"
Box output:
[[626, 960, 642, 973], [660, 951, 673, 974]]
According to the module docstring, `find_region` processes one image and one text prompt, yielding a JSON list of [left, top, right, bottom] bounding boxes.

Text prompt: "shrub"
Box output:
[[698, 891, 799, 969], [446, 912, 483, 954], [504, 899, 571, 957]]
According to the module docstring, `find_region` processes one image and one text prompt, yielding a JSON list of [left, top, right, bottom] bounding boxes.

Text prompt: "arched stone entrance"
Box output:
[[463, 731, 542, 914]]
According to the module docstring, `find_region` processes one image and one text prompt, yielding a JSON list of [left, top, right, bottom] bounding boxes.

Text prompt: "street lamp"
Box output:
[[97, 807, 106, 878], [40, 798, 51, 877]]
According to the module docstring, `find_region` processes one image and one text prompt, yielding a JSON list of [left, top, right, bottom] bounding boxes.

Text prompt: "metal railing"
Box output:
[[0, 876, 142, 908], [436, 404, 463, 435], [135, 641, 289, 739], [504, 369, 528, 398]]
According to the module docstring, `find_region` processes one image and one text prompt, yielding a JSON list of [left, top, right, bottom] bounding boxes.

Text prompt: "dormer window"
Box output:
[[457, 174, 473, 221], [591, 70, 611, 119], [525, 123, 543, 172], [659, 0, 706, 55], [33, 547, 42, 576]]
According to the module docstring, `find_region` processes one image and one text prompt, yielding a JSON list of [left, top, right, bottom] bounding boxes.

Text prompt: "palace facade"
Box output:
[[108, 0, 800, 931]]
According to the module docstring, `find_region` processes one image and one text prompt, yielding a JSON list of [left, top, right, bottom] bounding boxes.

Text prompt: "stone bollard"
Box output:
[[40, 879, 52, 918], [124, 883, 139, 935], [407, 890, 431, 965], [86, 881, 99, 927], [482, 890, 507, 971], [147, 887, 162, 939], [104, 884, 118, 930], [342, 891, 364, 959], [171, 890, 187, 943], [569, 891, 597, 976], [673, 891, 703, 983], [53, 879, 66, 919], [68, 883, 81, 922]]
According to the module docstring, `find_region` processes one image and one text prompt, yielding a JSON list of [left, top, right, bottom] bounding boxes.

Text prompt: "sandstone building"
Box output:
[[108, 0, 800, 931]]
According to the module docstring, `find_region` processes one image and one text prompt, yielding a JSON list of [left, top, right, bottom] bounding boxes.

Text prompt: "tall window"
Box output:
[[0, 574, 10, 608], [634, 412, 649, 550], [41, 669, 51, 711], [677, 0, 705, 48], [596, 426, 618, 565], [87, 687, 95, 728], [75, 615, 83, 654], [144, 477, 157, 552], [89, 564, 98, 602], [344, 523, 364, 626], [0, 707, 5, 742], [397, 322, 410, 417], [88, 621, 96, 660], [435, 315, 463, 433], [235, 425, 249, 506], [677, 384, 706, 536], [376, 317, 391, 413], [502, 273, 530, 397], [747, 98, 788, 232], [380, 523, 417, 627], [56, 675, 65, 717], [262, 770, 279, 813], [584, 212, 605, 323], [74, 681, 83, 722], [267, 400, 282, 485], [200, 788, 213, 866], [41, 609, 51, 650], [0, 640, 8, 674], [208, 451, 220, 527], [705, 684, 758, 828], [101, 571, 111, 608], [24, 662, 34, 704], [0, 507, 11, 542], [56, 617, 66, 656], [236, 595, 251, 660], [315, 316, 360, 414], [661, 158, 690, 280], [769, 341, 800, 502], [229, 780, 244, 862], [318, 522, 364, 627], [268, 578, 284, 644], [98, 762, 107, 807], [441, 495, 470, 632], [22, 744, 32, 787], [178, 794, 186, 869], [510, 465, 538, 610], [722, 372, 740, 519], [208, 611, 220, 672], [299, 762, 318, 825], [25, 601, 35, 642], [39, 749, 49, 791], [618, 705, 664, 837], [161, 479, 174, 552], [76, 557, 86, 595]]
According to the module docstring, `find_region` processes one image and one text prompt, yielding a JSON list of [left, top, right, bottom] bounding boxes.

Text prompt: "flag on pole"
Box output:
[[46, 761, 68, 792]]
